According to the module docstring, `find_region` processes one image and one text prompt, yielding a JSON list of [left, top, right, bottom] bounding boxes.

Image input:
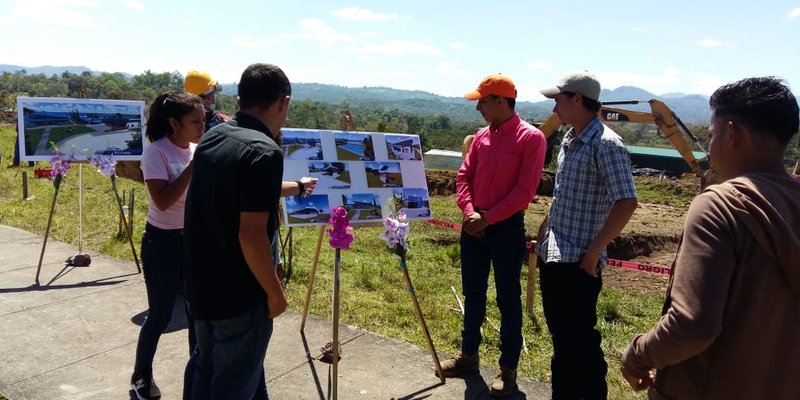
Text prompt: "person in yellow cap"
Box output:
[[436, 74, 547, 398], [184, 70, 231, 131]]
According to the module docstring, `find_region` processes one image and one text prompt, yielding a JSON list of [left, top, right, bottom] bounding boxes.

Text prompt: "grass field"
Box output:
[[0, 125, 672, 399]]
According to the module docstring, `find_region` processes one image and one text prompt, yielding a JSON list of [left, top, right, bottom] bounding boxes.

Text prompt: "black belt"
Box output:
[[144, 222, 183, 240], [474, 207, 524, 221]]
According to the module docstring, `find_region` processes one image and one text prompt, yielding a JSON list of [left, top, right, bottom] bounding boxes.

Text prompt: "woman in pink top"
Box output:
[[130, 91, 204, 400]]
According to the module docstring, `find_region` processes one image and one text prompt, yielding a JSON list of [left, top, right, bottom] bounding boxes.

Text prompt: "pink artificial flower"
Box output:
[[327, 206, 354, 250], [379, 210, 410, 260]]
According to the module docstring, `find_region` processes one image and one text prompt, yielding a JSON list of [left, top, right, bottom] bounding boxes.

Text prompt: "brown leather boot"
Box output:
[[435, 353, 480, 378], [490, 367, 517, 398]]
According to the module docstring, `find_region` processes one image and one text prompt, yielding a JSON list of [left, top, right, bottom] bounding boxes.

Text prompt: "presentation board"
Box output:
[[17, 97, 146, 161], [281, 128, 431, 227]]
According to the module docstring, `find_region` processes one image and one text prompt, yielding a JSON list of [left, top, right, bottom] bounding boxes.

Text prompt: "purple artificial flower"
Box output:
[[89, 154, 117, 177], [327, 206, 354, 250], [380, 210, 409, 260], [49, 150, 75, 179]]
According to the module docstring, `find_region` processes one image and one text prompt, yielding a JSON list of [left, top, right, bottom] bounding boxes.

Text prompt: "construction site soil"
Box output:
[[426, 170, 691, 295]]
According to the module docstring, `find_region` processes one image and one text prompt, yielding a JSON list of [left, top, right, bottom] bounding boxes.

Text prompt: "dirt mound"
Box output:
[[426, 169, 555, 196], [608, 233, 679, 261], [426, 169, 458, 195]]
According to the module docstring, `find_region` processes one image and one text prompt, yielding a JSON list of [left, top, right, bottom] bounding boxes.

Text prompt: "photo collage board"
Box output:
[[17, 97, 146, 161], [281, 128, 432, 227]]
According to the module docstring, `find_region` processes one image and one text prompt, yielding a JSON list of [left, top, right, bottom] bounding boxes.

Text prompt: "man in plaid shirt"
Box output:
[[536, 71, 638, 400]]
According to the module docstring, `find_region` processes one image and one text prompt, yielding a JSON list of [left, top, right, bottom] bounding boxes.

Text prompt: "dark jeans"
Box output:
[[184, 302, 273, 400], [133, 223, 195, 377], [460, 212, 526, 369], [539, 258, 608, 400]]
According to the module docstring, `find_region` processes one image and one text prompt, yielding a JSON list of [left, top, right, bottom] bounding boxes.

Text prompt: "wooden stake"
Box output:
[[21, 171, 28, 200], [300, 224, 327, 331], [111, 177, 141, 273], [331, 248, 341, 400], [35, 177, 61, 285], [401, 259, 445, 383], [525, 241, 538, 317]]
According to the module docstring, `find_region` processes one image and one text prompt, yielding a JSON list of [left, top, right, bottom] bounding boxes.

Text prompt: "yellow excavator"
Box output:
[[463, 99, 713, 186]]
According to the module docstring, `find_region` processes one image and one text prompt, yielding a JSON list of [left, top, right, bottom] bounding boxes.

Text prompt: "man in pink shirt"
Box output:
[[437, 74, 546, 398]]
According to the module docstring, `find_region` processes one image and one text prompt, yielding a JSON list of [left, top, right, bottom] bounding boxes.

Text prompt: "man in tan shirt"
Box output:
[[621, 76, 800, 399]]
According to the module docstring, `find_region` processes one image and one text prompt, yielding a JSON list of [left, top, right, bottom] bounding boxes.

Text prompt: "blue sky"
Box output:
[[2, 0, 799, 101]]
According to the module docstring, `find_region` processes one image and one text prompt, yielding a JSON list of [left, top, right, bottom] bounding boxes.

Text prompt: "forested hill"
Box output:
[[0, 63, 712, 123], [222, 82, 713, 124], [0, 64, 738, 152]]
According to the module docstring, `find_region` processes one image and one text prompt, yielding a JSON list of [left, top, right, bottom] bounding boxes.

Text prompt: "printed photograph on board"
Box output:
[[392, 188, 432, 218], [16, 97, 145, 161], [308, 161, 351, 189], [385, 134, 423, 161], [334, 131, 375, 161], [341, 193, 382, 222], [365, 161, 403, 188], [282, 129, 324, 160], [285, 194, 331, 225]]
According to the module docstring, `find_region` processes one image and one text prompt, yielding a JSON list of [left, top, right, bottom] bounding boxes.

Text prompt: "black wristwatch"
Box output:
[[296, 180, 305, 195]]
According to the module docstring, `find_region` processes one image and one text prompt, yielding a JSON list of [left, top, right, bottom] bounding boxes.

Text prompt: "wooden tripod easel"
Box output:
[[296, 111, 444, 400], [34, 164, 141, 285]]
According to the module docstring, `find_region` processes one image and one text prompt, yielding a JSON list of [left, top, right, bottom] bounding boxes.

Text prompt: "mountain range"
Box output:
[[1, 64, 712, 124]]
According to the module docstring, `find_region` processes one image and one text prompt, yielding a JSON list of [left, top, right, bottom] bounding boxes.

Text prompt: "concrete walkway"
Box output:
[[0, 224, 550, 399]]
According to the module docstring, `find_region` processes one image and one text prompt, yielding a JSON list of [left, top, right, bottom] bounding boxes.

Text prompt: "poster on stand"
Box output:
[[16, 97, 146, 161], [281, 129, 431, 227]]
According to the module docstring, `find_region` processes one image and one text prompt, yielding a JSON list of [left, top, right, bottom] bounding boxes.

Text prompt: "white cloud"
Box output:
[[696, 38, 723, 47], [436, 62, 469, 76], [451, 42, 468, 49], [231, 34, 280, 48], [789, 7, 800, 18], [11, 0, 101, 29], [284, 66, 333, 85], [286, 18, 354, 47], [595, 68, 683, 91], [527, 60, 552, 71], [345, 40, 442, 56], [632, 26, 646, 32], [119, 0, 144, 10], [331, 7, 398, 21], [688, 72, 729, 95], [593, 68, 728, 95]]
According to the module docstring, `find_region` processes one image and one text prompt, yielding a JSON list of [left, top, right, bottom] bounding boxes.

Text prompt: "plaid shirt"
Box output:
[[206, 111, 231, 131], [537, 117, 637, 264]]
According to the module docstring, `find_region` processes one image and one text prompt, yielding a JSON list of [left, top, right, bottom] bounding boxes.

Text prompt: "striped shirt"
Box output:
[[537, 117, 637, 264]]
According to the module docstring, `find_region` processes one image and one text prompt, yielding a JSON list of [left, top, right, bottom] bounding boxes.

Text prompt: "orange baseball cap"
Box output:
[[465, 74, 517, 100]]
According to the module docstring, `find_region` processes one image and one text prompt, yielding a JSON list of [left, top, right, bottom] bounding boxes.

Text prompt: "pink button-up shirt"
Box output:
[[456, 113, 547, 224]]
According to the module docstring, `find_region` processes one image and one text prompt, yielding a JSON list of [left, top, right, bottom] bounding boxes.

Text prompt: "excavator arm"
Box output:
[[534, 99, 708, 176]]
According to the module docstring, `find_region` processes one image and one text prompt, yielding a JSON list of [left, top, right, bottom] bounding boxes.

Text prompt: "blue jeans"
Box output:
[[134, 223, 195, 377], [460, 212, 526, 369], [185, 302, 273, 400], [540, 258, 607, 400]]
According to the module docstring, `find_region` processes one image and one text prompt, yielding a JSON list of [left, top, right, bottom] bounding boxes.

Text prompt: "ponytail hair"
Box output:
[[145, 91, 203, 142]]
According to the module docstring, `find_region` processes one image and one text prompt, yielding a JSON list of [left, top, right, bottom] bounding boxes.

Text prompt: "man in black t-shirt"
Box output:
[[183, 63, 290, 399]]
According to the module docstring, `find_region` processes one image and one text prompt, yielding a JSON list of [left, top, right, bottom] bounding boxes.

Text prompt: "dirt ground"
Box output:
[[426, 169, 684, 295]]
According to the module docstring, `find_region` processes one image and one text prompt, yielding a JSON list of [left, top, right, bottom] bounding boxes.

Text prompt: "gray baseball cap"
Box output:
[[540, 71, 601, 101]]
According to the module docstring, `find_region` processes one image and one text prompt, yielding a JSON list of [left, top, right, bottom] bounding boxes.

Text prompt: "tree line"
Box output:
[[1, 69, 796, 163]]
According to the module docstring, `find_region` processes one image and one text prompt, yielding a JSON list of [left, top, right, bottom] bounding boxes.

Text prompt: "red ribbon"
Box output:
[[424, 219, 671, 276]]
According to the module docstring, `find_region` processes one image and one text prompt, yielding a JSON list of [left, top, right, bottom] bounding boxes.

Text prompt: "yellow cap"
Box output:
[[184, 70, 220, 96]]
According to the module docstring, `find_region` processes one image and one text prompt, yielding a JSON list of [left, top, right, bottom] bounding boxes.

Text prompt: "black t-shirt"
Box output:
[[184, 112, 283, 320]]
